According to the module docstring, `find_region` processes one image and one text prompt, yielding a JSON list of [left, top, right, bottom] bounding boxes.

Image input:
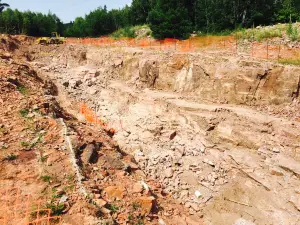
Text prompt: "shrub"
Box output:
[[111, 27, 136, 39], [286, 23, 299, 41]]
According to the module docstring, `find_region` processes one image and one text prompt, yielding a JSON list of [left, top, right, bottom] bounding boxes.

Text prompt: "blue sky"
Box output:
[[7, 0, 132, 23]]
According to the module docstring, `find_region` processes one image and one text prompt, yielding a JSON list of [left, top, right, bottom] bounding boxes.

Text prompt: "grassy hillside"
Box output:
[[235, 23, 300, 42]]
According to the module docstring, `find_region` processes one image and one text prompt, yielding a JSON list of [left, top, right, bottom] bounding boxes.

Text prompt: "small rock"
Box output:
[[190, 203, 200, 212], [184, 202, 191, 208], [195, 190, 202, 198], [200, 145, 205, 153], [59, 195, 68, 204], [269, 166, 284, 176], [136, 196, 155, 215], [94, 71, 100, 77], [141, 181, 150, 191], [169, 131, 177, 140], [63, 81, 69, 87], [158, 219, 166, 225], [81, 143, 97, 165], [75, 80, 83, 87], [94, 199, 107, 207], [164, 168, 174, 178], [180, 190, 189, 198], [114, 59, 123, 67], [132, 182, 144, 194], [272, 147, 280, 153], [94, 194, 101, 199], [203, 158, 215, 167], [104, 186, 126, 200]]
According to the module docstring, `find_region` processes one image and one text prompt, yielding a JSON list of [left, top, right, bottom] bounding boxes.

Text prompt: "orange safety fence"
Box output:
[[79, 104, 119, 134], [66, 36, 300, 62], [0, 187, 62, 225], [66, 36, 235, 52]]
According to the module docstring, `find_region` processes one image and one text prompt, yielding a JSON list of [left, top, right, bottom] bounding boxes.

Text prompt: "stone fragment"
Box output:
[[59, 195, 68, 204], [94, 199, 107, 207], [81, 144, 97, 164], [190, 203, 200, 212], [114, 59, 123, 67], [132, 182, 144, 194], [195, 190, 202, 198], [272, 147, 280, 153], [136, 196, 155, 215], [170, 131, 177, 140], [269, 166, 284, 176], [104, 186, 126, 200], [164, 168, 174, 178]]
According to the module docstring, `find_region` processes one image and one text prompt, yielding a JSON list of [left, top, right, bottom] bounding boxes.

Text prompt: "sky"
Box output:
[[7, 0, 132, 23]]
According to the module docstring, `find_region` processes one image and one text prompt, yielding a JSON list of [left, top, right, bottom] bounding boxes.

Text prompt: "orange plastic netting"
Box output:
[[0, 187, 62, 225], [66, 36, 300, 61]]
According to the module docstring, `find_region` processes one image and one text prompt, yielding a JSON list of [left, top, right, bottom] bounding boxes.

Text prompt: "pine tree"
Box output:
[[148, 0, 192, 39]]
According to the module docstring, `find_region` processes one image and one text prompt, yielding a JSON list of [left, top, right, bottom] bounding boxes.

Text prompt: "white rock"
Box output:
[[195, 190, 202, 198], [158, 219, 166, 225]]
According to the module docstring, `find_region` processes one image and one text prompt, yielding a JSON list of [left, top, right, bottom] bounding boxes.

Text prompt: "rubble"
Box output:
[[1, 34, 300, 224]]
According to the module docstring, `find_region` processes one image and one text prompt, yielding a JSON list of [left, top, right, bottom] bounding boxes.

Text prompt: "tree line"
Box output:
[[0, 0, 299, 39]]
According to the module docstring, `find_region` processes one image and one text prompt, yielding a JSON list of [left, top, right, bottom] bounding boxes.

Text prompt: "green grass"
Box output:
[[278, 58, 300, 66], [5, 154, 17, 161], [132, 202, 141, 210], [236, 27, 283, 42], [196, 29, 233, 37], [19, 109, 29, 117], [41, 155, 48, 162], [107, 204, 119, 213], [40, 175, 51, 183], [46, 202, 65, 216], [21, 141, 30, 147], [17, 85, 29, 95]]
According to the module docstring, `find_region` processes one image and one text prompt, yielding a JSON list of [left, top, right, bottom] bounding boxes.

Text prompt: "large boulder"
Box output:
[[139, 59, 159, 88]]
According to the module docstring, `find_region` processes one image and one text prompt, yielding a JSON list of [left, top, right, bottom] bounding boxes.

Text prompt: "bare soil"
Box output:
[[1, 35, 300, 225]]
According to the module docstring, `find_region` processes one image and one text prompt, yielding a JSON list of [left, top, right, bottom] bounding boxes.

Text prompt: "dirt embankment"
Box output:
[[26, 42, 300, 225]]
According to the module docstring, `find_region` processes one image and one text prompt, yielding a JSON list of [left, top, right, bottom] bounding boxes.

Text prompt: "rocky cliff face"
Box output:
[[145, 54, 300, 105], [33, 45, 300, 106]]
